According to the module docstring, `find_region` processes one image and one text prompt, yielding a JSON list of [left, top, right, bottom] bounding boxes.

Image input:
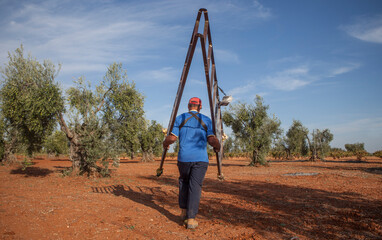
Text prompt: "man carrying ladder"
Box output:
[[163, 97, 221, 229]]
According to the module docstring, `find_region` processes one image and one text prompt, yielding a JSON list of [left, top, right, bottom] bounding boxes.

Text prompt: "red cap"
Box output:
[[188, 97, 202, 107]]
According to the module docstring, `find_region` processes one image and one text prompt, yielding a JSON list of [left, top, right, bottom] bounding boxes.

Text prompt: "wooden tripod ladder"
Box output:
[[156, 8, 231, 180]]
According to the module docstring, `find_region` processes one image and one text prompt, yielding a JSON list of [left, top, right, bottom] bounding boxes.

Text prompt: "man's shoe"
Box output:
[[186, 218, 198, 229]]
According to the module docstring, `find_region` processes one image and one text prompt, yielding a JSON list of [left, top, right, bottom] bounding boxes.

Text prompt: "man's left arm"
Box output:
[[207, 135, 221, 153]]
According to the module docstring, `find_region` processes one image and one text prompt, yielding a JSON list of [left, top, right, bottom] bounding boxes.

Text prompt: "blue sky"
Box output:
[[1, 0, 381, 152]]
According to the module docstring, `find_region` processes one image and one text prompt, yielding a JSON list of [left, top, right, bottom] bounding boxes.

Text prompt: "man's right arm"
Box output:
[[163, 134, 177, 149]]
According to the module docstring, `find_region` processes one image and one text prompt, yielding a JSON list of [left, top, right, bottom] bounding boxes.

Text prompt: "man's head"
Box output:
[[188, 97, 202, 112]]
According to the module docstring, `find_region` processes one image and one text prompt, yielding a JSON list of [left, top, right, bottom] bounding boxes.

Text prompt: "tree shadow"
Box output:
[[365, 167, 382, 175], [204, 178, 382, 239], [313, 165, 382, 175], [10, 167, 54, 177], [50, 159, 71, 162], [118, 160, 140, 164], [91, 185, 179, 224], [323, 159, 381, 164], [145, 175, 382, 239], [268, 159, 310, 163], [208, 162, 248, 167]]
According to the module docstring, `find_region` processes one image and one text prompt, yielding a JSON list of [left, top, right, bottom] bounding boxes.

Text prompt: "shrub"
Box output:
[[355, 150, 368, 161], [373, 150, 382, 159]]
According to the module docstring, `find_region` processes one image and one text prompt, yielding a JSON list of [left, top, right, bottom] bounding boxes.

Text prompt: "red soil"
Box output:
[[0, 156, 381, 240]]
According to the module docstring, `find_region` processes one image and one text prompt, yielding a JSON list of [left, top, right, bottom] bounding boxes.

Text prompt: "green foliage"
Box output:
[[66, 78, 116, 176], [269, 150, 287, 160], [139, 120, 164, 162], [21, 157, 33, 170], [329, 148, 347, 159], [44, 130, 69, 156], [0, 45, 64, 157], [344, 143, 368, 161], [344, 143, 365, 153], [223, 95, 282, 166], [373, 150, 382, 158], [355, 150, 368, 161], [103, 63, 145, 159]]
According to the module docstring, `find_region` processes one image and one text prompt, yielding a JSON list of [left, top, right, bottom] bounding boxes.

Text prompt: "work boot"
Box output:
[[186, 218, 198, 229]]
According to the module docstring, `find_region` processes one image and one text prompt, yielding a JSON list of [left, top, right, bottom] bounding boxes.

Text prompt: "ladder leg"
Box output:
[[157, 32, 200, 177]]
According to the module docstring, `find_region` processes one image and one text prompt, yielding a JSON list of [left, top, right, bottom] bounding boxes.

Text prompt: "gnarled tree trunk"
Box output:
[[58, 112, 83, 173], [1, 131, 17, 164]]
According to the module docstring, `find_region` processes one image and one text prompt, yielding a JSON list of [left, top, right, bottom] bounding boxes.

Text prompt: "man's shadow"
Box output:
[[91, 185, 179, 224]]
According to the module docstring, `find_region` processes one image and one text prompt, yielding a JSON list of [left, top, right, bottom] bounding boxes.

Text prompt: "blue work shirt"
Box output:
[[171, 110, 215, 162]]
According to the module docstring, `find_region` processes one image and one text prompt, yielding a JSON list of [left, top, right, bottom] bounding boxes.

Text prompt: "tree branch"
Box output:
[[57, 112, 74, 140], [93, 87, 112, 116]]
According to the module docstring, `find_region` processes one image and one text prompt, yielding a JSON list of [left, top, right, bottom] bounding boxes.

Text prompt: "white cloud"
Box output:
[[228, 82, 256, 97], [0, 0, 273, 83], [328, 63, 360, 77], [0, 1, 186, 79], [263, 66, 311, 91], [205, 0, 272, 21], [135, 67, 178, 83], [342, 15, 382, 44], [252, 0, 272, 19]]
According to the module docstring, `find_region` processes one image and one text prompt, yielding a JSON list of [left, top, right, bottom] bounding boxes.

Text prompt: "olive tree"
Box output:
[[0, 45, 64, 162], [58, 63, 145, 176], [284, 120, 309, 159], [344, 142, 368, 161], [344, 143, 365, 152], [103, 69, 145, 160], [306, 129, 333, 161], [223, 95, 282, 166]]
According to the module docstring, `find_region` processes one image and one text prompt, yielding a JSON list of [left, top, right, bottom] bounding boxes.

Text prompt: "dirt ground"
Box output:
[[0, 155, 381, 240]]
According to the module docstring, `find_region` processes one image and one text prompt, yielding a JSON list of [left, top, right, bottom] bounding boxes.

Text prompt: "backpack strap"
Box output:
[[179, 112, 207, 132], [178, 115, 194, 131]]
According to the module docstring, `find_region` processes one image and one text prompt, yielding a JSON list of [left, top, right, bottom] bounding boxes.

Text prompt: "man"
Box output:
[[163, 97, 221, 229]]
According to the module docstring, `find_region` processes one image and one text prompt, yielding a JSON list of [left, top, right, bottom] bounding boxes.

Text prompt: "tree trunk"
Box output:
[[57, 112, 82, 174], [306, 134, 317, 161], [2, 142, 16, 163], [249, 149, 258, 166], [2, 135, 17, 164], [69, 138, 82, 174], [286, 148, 293, 160], [141, 151, 154, 162]]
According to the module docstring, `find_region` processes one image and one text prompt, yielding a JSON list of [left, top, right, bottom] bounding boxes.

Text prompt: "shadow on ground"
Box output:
[[313, 165, 382, 175], [139, 174, 382, 239], [10, 167, 54, 177], [91, 185, 180, 225]]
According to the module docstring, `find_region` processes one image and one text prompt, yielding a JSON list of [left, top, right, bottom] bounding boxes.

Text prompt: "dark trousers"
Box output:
[[177, 161, 208, 219]]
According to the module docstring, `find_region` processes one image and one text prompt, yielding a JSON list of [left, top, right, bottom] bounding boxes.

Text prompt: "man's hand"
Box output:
[[163, 134, 177, 149], [208, 136, 221, 153]]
